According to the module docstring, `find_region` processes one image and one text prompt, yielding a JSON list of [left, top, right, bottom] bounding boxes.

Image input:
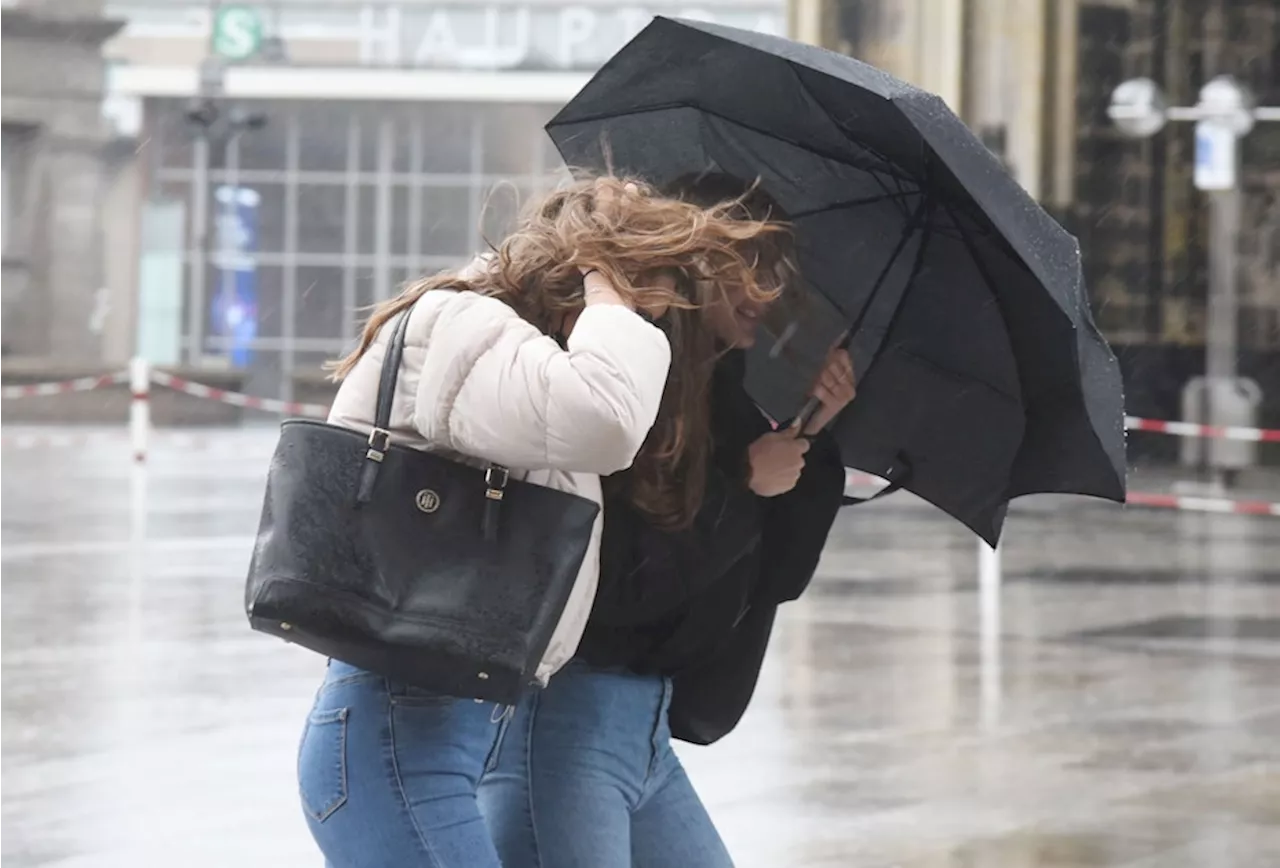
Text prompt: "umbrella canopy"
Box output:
[[547, 16, 1126, 545]]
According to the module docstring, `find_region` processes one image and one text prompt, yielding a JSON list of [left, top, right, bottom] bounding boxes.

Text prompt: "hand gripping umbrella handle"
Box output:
[[791, 328, 852, 435], [793, 395, 823, 435]]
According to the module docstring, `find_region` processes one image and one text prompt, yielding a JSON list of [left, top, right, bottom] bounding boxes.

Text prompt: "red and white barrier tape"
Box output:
[[1125, 415, 1280, 443], [1125, 491, 1280, 517], [148, 371, 328, 418], [0, 372, 128, 399], [844, 470, 1279, 517], [5, 367, 1279, 442]]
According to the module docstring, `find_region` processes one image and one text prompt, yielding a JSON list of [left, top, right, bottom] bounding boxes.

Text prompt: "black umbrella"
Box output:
[[547, 17, 1126, 544]]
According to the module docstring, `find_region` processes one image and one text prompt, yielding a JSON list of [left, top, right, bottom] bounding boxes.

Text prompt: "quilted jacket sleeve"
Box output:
[[412, 293, 671, 475]]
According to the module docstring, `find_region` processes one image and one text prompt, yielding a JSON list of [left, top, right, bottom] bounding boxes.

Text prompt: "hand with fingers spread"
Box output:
[[746, 425, 811, 497], [803, 348, 856, 436]]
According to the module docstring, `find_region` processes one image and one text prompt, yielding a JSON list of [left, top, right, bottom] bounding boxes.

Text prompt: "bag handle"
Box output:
[[354, 306, 510, 539], [356, 311, 414, 503]]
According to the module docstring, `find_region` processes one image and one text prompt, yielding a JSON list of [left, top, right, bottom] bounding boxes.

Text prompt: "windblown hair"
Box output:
[[330, 174, 791, 530]]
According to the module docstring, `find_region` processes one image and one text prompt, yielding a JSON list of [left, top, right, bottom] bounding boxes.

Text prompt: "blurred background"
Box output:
[[1, 0, 1277, 452], [2, 2, 1279, 866]]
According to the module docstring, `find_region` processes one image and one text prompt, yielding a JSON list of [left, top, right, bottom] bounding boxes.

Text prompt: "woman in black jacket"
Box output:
[[478, 178, 854, 867]]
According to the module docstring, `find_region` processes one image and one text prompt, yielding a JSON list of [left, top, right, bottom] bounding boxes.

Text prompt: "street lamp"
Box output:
[[182, 96, 268, 367], [1108, 75, 1278, 487]]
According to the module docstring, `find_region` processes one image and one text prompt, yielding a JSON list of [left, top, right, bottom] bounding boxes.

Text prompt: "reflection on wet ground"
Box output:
[[3, 428, 1278, 867]]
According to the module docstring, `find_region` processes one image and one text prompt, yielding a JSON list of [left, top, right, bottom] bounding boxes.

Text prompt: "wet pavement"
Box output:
[[3, 428, 1279, 867]]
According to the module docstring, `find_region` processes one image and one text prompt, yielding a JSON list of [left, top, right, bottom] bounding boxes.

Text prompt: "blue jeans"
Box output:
[[297, 660, 513, 867], [478, 662, 735, 868]]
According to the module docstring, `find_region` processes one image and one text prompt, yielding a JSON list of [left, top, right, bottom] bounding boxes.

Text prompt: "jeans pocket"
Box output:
[[298, 707, 349, 822], [387, 682, 458, 707]]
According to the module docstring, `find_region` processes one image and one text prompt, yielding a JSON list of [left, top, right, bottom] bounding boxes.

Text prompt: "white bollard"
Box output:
[[978, 538, 1003, 729], [129, 357, 150, 464]]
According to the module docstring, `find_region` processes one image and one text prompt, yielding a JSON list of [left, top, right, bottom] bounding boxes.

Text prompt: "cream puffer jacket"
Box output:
[[327, 288, 671, 684]]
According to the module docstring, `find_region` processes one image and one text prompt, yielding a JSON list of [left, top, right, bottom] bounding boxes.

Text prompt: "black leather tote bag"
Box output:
[[245, 309, 601, 704]]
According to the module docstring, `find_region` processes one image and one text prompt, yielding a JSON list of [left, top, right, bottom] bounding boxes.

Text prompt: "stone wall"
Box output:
[[0, 3, 124, 365]]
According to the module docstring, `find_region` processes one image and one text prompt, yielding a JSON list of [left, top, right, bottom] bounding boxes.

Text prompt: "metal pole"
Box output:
[[129, 356, 150, 464], [1205, 185, 1241, 483], [188, 135, 210, 365], [281, 111, 300, 405], [219, 132, 240, 363], [978, 539, 1002, 729], [342, 115, 360, 338]]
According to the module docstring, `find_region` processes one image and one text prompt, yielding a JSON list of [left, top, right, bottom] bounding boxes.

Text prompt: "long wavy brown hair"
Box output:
[[330, 174, 790, 530]]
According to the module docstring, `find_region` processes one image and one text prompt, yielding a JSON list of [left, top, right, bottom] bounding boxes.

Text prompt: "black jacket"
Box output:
[[575, 353, 846, 743]]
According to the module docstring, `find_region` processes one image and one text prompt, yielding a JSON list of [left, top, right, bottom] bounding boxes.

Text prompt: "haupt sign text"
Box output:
[[354, 3, 784, 70]]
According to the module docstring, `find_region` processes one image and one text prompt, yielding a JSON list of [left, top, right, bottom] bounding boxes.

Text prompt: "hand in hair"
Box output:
[[581, 268, 631, 310], [578, 179, 651, 312], [586, 178, 642, 226]]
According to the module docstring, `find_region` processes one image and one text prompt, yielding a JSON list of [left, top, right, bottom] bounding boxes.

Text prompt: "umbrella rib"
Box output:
[[939, 198, 1037, 287], [937, 201, 1033, 273], [789, 71, 1025, 235], [870, 168, 937, 353], [785, 65, 916, 221], [787, 189, 921, 220], [881, 185, 1022, 405], [837, 192, 931, 345], [549, 102, 919, 186]]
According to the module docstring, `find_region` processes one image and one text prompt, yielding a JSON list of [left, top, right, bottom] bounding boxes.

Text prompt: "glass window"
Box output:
[[237, 115, 289, 173], [295, 103, 350, 173], [353, 263, 379, 310], [149, 181, 193, 252], [389, 267, 417, 296], [251, 265, 285, 340], [393, 114, 424, 174], [355, 109, 383, 174], [356, 182, 379, 256], [203, 262, 283, 341], [478, 104, 548, 176], [478, 182, 528, 249], [390, 186, 412, 256], [417, 105, 476, 174], [295, 265, 347, 340], [296, 185, 347, 255], [241, 182, 287, 255], [420, 185, 473, 257]]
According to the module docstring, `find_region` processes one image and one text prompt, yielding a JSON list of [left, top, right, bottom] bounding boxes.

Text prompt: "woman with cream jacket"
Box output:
[[297, 176, 786, 868]]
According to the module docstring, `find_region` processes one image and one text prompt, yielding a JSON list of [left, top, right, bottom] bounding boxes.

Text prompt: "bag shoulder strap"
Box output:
[[376, 309, 414, 430], [356, 309, 414, 503]]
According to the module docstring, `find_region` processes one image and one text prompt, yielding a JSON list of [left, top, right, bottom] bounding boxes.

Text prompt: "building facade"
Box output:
[[1, 0, 125, 364], [101, 0, 786, 400]]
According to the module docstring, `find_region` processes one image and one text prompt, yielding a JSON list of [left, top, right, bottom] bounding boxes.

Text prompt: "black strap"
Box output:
[[377, 310, 414, 429], [356, 311, 414, 504]]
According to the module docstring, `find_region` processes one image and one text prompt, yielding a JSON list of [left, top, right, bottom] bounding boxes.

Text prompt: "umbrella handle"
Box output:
[[793, 395, 823, 435]]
